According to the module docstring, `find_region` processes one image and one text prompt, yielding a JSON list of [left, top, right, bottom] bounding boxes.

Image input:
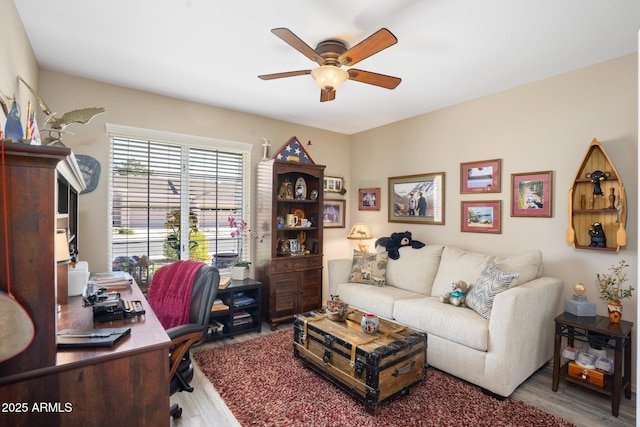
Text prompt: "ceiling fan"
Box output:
[[258, 28, 401, 102]]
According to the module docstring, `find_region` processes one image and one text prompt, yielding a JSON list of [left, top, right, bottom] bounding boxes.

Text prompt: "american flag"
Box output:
[[28, 110, 41, 145], [273, 137, 314, 164]]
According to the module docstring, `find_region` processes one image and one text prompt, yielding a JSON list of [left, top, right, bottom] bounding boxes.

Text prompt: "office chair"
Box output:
[[148, 261, 220, 419]]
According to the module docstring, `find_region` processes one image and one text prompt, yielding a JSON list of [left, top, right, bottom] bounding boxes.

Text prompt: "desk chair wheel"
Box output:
[[170, 403, 182, 419]]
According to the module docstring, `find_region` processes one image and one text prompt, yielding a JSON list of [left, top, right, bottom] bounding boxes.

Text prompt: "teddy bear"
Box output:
[[374, 231, 425, 260], [439, 281, 469, 307], [585, 170, 611, 196], [588, 222, 606, 248]]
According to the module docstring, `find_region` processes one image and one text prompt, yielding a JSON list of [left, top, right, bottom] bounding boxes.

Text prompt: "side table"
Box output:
[[207, 278, 262, 340], [552, 312, 633, 417]]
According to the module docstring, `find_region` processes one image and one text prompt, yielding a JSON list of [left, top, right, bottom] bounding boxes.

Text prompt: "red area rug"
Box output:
[[194, 330, 574, 426]]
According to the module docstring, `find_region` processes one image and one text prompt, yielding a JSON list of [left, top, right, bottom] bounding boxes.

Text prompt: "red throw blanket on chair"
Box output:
[[147, 260, 205, 330]]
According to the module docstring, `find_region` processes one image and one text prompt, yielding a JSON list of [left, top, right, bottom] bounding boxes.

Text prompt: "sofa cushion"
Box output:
[[349, 250, 388, 286], [431, 247, 542, 297], [385, 245, 444, 295], [335, 282, 423, 320], [465, 262, 519, 320], [393, 297, 489, 352], [492, 250, 542, 287]]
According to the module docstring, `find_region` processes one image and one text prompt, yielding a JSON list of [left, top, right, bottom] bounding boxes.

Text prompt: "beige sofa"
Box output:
[[328, 244, 563, 397]]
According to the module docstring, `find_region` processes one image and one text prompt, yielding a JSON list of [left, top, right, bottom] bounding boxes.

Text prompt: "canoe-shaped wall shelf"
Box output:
[[566, 138, 626, 252]]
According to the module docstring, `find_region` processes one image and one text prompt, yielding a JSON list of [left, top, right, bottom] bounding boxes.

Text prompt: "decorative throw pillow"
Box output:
[[466, 262, 520, 320], [349, 250, 388, 286]]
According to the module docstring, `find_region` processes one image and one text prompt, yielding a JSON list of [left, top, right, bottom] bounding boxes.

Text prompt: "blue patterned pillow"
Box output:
[[466, 262, 520, 320]]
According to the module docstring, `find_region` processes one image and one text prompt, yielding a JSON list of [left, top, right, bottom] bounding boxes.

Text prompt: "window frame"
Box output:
[[106, 123, 252, 268]]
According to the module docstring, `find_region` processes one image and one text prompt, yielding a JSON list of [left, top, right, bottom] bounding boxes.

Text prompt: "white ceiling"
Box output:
[[13, 0, 640, 135]]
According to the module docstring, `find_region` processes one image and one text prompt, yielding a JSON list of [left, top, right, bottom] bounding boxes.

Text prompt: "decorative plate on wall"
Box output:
[[75, 154, 101, 194], [295, 177, 307, 200]]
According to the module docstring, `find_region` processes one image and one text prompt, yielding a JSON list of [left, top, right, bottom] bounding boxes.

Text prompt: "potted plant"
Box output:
[[231, 260, 251, 280], [596, 259, 633, 323]]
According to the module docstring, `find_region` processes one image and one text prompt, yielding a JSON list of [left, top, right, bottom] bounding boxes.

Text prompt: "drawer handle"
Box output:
[[283, 263, 289, 267], [323, 349, 332, 364], [392, 360, 415, 377], [579, 369, 590, 381]]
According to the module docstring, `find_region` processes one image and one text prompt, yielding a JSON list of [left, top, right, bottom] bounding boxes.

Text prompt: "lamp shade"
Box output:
[[347, 223, 372, 240], [55, 230, 70, 263], [311, 65, 349, 92]]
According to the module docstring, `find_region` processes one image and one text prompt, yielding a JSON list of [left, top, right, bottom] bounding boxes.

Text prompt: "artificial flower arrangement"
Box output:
[[596, 259, 633, 302], [228, 213, 263, 269]]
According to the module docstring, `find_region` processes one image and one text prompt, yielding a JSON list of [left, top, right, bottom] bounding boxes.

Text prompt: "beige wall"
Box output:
[[36, 70, 350, 273], [0, 0, 38, 117], [349, 54, 637, 318]]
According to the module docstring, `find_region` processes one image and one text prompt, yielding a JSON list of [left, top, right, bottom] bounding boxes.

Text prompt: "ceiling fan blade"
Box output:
[[320, 90, 336, 102], [258, 70, 312, 80], [347, 69, 401, 89], [338, 28, 398, 66], [271, 28, 325, 65]]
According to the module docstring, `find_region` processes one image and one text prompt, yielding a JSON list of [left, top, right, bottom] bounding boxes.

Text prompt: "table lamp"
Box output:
[[347, 223, 373, 253], [564, 282, 596, 317]]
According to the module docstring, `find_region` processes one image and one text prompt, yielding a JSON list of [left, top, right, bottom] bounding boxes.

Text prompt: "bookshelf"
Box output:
[[206, 278, 262, 340]]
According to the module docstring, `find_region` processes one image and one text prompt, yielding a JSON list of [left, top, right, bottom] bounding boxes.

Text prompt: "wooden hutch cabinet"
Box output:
[[0, 143, 169, 427], [257, 158, 325, 330]]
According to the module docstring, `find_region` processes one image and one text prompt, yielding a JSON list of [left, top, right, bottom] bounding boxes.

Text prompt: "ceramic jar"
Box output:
[[608, 300, 623, 324], [361, 313, 379, 334]]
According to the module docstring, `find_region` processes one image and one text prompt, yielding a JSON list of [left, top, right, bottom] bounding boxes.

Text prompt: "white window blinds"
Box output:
[[109, 127, 250, 268]]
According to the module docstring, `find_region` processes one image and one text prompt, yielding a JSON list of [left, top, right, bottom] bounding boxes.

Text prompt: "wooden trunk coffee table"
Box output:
[[293, 309, 427, 414]]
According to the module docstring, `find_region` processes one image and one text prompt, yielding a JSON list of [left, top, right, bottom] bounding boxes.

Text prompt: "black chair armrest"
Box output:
[[167, 323, 205, 341]]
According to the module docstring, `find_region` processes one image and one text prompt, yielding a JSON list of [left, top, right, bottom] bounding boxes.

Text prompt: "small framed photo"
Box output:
[[388, 172, 445, 224], [461, 200, 501, 234], [358, 188, 380, 211], [324, 176, 344, 193], [511, 171, 553, 217], [460, 159, 501, 193], [323, 199, 346, 228]]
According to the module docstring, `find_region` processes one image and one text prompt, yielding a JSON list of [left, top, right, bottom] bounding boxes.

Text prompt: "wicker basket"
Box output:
[[326, 310, 348, 322], [231, 266, 249, 280]]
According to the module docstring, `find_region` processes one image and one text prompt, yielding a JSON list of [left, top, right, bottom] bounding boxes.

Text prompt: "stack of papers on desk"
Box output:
[[89, 271, 132, 290]]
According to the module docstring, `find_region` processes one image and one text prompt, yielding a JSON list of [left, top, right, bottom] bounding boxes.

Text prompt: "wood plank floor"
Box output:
[[170, 322, 635, 427]]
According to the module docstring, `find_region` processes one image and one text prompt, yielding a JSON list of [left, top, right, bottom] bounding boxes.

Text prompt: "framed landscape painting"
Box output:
[[511, 171, 553, 217], [388, 172, 445, 224], [461, 200, 501, 234], [460, 159, 501, 193]]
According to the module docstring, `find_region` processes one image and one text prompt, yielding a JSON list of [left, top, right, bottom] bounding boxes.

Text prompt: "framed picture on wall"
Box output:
[[388, 172, 445, 224], [461, 200, 501, 234], [511, 171, 553, 217], [323, 199, 345, 228], [324, 176, 344, 193], [358, 188, 380, 211], [460, 159, 501, 193]]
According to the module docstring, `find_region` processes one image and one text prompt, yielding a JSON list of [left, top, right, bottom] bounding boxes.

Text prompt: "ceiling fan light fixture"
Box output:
[[311, 65, 349, 92]]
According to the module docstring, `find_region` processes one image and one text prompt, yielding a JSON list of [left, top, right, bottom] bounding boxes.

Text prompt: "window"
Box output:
[[107, 124, 252, 269]]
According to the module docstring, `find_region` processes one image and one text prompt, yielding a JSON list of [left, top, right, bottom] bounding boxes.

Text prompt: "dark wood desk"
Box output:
[[0, 283, 171, 427], [551, 312, 633, 417]]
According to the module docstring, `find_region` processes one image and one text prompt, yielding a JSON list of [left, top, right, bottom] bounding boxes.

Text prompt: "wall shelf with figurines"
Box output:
[[566, 138, 626, 252]]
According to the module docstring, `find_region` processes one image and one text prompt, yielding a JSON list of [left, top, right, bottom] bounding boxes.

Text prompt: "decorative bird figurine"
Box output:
[[17, 75, 105, 146]]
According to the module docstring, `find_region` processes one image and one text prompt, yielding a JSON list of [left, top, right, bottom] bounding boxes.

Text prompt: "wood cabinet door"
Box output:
[[298, 268, 322, 313], [270, 273, 297, 319]]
